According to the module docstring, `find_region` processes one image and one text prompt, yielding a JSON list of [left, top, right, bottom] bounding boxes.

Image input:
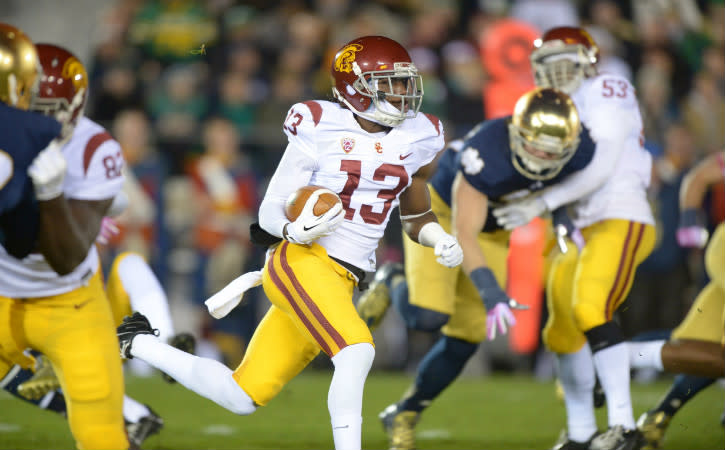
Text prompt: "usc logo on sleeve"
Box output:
[[334, 44, 363, 73]]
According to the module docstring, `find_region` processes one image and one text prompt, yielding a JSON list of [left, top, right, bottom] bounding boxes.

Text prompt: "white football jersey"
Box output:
[[569, 73, 654, 227], [283, 100, 444, 272], [0, 117, 125, 297]]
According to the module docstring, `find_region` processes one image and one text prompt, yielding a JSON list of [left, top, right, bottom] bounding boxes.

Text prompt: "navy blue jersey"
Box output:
[[429, 117, 595, 232], [0, 104, 61, 256], [0, 104, 61, 213]]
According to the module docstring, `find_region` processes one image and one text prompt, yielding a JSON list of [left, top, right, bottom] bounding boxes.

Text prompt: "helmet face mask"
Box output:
[[0, 23, 41, 110], [331, 36, 423, 127], [530, 27, 599, 94], [509, 87, 581, 180]]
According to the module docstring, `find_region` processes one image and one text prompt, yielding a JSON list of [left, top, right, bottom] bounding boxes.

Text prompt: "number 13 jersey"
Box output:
[[282, 100, 444, 272]]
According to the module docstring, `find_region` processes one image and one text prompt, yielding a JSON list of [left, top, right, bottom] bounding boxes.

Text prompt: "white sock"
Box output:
[[628, 340, 665, 371], [592, 342, 635, 429], [131, 334, 256, 415], [119, 254, 175, 342], [329, 343, 375, 450], [123, 395, 151, 423], [557, 344, 597, 442]]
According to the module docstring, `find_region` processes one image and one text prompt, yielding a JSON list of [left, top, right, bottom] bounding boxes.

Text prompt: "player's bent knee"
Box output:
[[409, 308, 449, 332], [572, 301, 604, 332], [223, 376, 257, 415], [333, 342, 375, 372], [441, 335, 478, 359], [64, 368, 111, 403], [542, 327, 585, 354]]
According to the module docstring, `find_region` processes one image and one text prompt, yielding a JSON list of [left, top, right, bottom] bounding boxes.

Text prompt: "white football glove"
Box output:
[[434, 234, 464, 268], [28, 140, 67, 201], [284, 189, 345, 244], [492, 197, 547, 230], [205, 270, 263, 319]]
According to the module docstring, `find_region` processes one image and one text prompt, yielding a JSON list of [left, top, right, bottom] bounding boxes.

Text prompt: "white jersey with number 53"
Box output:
[[539, 73, 654, 227], [273, 100, 444, 272], [570, 73, 654, 227]]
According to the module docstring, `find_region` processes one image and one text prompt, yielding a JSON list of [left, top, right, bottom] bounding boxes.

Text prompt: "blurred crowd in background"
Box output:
[[5, 0, 724, 374]]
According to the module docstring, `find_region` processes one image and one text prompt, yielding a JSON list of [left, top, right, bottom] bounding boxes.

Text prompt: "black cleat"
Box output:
[[551, 429, 599, 450], [126, 405, 164, 449], [117, 312, 158, 359], [161, 332, 196, 383]]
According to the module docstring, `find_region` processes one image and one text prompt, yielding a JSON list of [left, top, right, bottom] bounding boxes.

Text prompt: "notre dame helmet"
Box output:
[[530, 26, 599, 94], [331, 35, 423, 127], [0, 23, 40, 110], [509, 87, 581, 180]]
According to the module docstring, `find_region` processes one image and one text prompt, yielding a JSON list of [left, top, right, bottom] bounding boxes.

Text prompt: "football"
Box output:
[[285, 185, 342, 221]]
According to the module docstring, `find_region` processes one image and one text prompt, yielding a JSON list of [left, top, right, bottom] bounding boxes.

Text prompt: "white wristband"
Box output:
[[418, 221, 448, 248]]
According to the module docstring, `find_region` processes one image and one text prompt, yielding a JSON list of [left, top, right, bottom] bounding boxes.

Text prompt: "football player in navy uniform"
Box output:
[[0, 23, 62, 244], [356, 87, 595, 450]]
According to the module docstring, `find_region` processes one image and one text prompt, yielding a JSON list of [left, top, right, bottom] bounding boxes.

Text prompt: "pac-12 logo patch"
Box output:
[[375, 142, 383, 154], [341, 137, 355, 153]]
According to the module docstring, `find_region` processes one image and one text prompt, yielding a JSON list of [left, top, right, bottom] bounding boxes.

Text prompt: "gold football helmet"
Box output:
[[0, 23, 40, 110], [509, 87, 581, 180]]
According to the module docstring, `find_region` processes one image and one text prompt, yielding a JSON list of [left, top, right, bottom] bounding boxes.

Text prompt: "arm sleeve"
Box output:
[[258, 142, 317, 237], [539, 82, 642, 211], [539, 136, 624, 211]]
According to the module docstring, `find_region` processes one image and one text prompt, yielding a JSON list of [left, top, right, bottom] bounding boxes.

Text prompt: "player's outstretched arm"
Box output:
[[451, 172, 527, 339], [399, 161, 463, 268]]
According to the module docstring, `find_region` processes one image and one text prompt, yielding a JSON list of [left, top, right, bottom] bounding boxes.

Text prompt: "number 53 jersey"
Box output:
[[282, 100, 444, 272], [0, 117, 125, 297]]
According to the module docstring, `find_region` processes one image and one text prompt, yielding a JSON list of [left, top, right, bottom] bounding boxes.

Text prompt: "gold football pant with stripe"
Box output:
[[403, 185, 510, 343], [232, 241, 373, 406], [543, 219, 656, 354], [672, 223, 725, 344], [0, 270, 127, 449]]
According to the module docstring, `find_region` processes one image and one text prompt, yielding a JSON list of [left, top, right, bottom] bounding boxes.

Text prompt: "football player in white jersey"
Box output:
[[5, 189, 200, 449], [0, 43, 128, 449], [492, 27, 656, 450], [115, 35, 463, 450]]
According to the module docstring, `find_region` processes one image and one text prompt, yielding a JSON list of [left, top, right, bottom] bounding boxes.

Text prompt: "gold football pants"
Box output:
[[233, 241, 373, 406], [0, 270, 127, 449], [543, 219, 656, 354]]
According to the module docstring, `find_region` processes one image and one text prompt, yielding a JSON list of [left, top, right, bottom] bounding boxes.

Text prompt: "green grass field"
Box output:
[[0, 371, 722, 449]]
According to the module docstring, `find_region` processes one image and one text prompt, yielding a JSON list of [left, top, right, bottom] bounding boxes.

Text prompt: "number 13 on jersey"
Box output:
[[338, 160, 408, 225]]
